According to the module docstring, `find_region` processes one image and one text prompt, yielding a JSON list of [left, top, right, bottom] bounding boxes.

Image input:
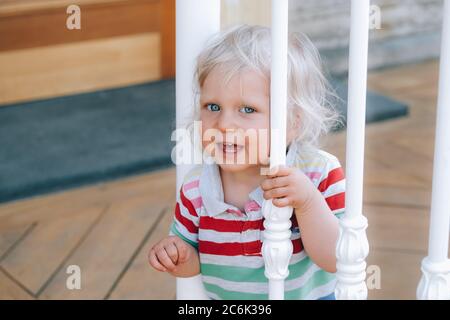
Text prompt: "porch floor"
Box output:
[[0, 60, 446, 300]]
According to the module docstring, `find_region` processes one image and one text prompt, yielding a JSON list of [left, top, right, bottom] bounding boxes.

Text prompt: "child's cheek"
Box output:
[[257, 132, 270, 166], [199, 120, 214, 157]]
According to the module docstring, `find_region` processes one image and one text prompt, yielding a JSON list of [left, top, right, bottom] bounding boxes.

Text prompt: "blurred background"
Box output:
[[0, 0, 447, 300]]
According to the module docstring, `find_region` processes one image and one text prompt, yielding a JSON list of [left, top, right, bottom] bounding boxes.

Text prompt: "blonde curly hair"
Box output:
[[183, 24, 341, 150]]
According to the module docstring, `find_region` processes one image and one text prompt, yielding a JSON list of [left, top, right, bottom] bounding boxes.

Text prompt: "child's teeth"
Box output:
[[222, 143, 240, 153]]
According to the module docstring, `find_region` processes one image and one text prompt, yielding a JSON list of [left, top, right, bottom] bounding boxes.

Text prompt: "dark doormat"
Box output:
[[0, 78, 408, 204]]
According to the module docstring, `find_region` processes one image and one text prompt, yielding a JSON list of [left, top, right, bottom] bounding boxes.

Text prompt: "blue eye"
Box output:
[[240, 106, 255, 114], [206, 104, 220, 112]]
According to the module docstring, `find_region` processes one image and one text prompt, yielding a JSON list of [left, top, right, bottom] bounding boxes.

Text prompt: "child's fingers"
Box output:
[[266, 165, 292, 178], [263, 187, 290, 200], [155, 248, 177, 271], [272, 197, 291, 208], [164, 242, 179, 265], [148, 249, 167, 272], [173, 239, 188, 263], [261, 176, 290, 191]]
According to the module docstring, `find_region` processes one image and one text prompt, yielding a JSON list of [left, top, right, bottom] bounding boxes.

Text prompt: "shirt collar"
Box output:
[[199, 141, 299, 217]]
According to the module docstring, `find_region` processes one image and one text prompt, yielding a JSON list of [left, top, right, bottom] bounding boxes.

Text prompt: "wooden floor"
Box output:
[[0, 60, 446, 300]]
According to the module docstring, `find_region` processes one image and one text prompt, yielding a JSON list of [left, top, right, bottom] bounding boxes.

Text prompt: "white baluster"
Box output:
[[335, 0, 370, 300], [417, 0, 450, 300], [262, 0, 292, 300], [175, 0, 220, 300]]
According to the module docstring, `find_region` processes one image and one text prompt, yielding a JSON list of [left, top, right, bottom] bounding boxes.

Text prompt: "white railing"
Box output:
[[261, 0, 293, 300], [335, 0, 370, 300], [416, 0, 450, 300], [175, 0, 220, 300], [174, 0, 449, 301]]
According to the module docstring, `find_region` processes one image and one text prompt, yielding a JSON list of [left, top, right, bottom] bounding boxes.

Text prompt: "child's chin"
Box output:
[[217, 163, 256, 173]]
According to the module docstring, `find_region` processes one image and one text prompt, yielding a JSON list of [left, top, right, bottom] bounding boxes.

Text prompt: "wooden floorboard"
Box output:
[[0, 267, 34, 299], [1, 206, 105, 295], [0, 223, 35, 259], [363, 185, 431, 209], [367, 249, 423, 300], [107, 204, 176, 300], [0, 168, 175, 231], [0, 60, 445, 299], [39, 193, 171, 299]]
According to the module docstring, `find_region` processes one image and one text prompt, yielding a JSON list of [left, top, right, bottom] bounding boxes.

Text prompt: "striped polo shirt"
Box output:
[[169, 141, 346, 300]]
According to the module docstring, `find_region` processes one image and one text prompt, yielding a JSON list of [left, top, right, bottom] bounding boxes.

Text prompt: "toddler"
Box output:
[[149, 24, 345, 300]]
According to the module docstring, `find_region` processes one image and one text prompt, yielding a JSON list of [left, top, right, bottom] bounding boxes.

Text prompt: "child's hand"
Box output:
[[261, 165, 317, 210], [148, 236, 195, 273]]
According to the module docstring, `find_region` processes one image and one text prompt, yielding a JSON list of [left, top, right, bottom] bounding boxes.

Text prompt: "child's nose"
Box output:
[[217, 112, 238, 132]]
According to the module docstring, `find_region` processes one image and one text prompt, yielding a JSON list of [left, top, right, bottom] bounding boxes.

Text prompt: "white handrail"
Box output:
[[261, 0, 293, 300], [175, 0, 221, 300], [416, 0, 450, 300], [335, 0, 370, 300]]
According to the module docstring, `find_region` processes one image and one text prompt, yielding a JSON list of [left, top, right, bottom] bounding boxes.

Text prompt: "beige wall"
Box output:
[[220, 0, 443, 75], [221, 0, 271, 29]]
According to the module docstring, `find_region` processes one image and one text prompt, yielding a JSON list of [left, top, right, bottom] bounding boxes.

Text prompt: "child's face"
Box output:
[[200, 67, 271, 173]]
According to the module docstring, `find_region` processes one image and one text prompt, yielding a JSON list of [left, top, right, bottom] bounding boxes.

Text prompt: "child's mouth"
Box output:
[[217, 143, 244, 154]]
